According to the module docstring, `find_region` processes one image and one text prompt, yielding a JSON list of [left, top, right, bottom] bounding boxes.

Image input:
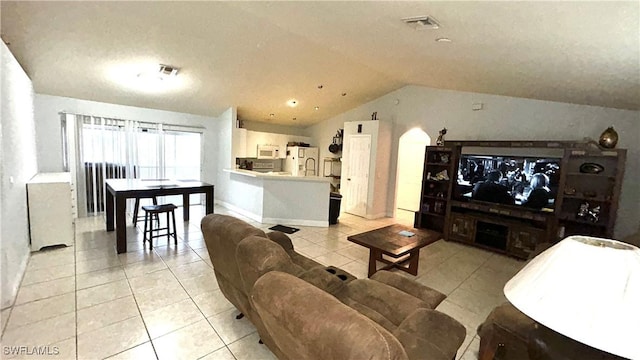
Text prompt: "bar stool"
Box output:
[[142, 204, 178, 250], [132, 196, 158, 226]]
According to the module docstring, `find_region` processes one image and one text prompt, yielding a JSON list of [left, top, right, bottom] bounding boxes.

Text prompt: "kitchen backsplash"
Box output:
[[236, 158, 283, 172]]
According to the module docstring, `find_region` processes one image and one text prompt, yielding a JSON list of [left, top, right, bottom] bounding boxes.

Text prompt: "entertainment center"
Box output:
[[414, 140, 626, 259]]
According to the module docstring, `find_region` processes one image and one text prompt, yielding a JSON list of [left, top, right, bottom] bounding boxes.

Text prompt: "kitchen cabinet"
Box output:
[[27, 172, 75, 251], [243, 130, 311, 159]]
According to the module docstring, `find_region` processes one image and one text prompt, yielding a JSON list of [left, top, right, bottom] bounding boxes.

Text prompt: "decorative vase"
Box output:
[[599, 126, 618, 149]]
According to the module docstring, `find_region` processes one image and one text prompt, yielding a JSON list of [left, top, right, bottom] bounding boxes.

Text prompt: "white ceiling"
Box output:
[[2, 1, 638, 126]]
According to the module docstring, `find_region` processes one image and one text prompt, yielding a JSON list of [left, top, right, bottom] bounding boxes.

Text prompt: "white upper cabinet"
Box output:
[[242, 130, 311, 159]]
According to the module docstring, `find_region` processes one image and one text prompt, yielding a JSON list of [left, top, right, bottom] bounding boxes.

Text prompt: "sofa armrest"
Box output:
[[266, 231, 294, 251], [394, 309, 466, 360], [370, 270, 446, 309]]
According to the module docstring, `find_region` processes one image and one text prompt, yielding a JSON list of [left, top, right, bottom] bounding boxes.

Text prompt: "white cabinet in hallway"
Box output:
[[27, 172, 75, 251]]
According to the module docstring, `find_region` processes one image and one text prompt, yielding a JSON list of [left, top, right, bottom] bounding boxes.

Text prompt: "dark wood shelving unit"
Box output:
[[414, 140, 626, 260]]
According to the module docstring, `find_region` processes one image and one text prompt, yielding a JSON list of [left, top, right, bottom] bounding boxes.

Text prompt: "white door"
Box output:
[[396, 130, 429, 211], [344, 135, 371, 217]]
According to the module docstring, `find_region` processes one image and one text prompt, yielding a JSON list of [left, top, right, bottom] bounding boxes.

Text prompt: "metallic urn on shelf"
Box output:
[[598, 126, 619, 149]]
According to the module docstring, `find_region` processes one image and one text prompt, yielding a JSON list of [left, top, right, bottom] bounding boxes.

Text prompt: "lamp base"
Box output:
[[528, 323, 625, 360]]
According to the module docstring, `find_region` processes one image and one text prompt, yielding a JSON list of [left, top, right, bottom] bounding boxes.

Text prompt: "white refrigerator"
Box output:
[[284, 146, 319, 176]]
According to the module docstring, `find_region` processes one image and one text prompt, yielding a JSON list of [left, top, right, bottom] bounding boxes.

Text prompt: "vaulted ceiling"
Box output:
[[2, 1, 638, 126]]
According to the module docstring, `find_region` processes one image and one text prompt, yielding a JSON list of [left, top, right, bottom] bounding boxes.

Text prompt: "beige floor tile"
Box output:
[[447, 287, 506, 320], [76, 266, 127, 290], [159, 250, 202, 268], [52, 336, 77, 360], [313, 252, 353, 267], [27, 248, 75, 271], [200, 346, 236, 360], [7, 293, 75, 330], [14, 276, 75, 305], [117, 248, 159, 265], [2, 312, 76, 349], [76, 256, 122, 274], [76, 279, 132, 309], [77, 295, 139, 334], [459, 336, 481, 360], [207, 308, 257, 344], [296, 244, 331, 258], [171, 260, 214, 280], [436, 299, 488, 336], [77, 315, 149, 359], [152, 319, 225, 360], [457, 266, 515, 297], [123, 257, 168, 278], [107, 341, 157, 359], [339, 244, 370, 262], [151, 242, 191, 256], [192, 247, 210, 260], [134, 283, 189, 315], [186, 238, 207, 250], [290, 237, 315, 249], [179, 272, 220, 297], [76, 246, 119, 262], [415, 268, 464, 296], [21, 263, 75, 286], [228, 332, 277, 360], [128, 269, 180, 293], [1, 307, 11, 334], [192, 289, 235, 317], [143, 298, 204, 339]]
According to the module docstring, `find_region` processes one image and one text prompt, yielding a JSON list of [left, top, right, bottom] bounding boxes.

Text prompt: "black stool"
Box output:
[[133, 196, 158, 225], [142, 204, 178, 250]]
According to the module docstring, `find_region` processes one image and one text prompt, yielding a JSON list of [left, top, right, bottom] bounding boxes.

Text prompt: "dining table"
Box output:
[[105, 179, 214, 253]]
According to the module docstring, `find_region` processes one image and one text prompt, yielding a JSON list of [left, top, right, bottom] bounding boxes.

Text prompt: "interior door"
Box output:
[[344, 135, 371, 217]]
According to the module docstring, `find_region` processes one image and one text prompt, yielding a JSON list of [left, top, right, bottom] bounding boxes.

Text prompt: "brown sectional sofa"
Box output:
[[201, 214, 466, 360]]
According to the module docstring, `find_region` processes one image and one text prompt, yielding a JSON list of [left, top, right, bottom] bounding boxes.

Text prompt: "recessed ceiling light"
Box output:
[[269, 113, 275, 117], [287, 99, 299, 107], [435, 37, 452, 43], [292, 117, 297, 121], [314, 106, 319, 110], [341, 93, 347, 97], [317, 84, 324, 89]]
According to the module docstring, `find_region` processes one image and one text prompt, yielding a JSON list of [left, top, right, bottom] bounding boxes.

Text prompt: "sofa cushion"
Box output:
[[338, 279, 432, 333], [371, 270, 446, 309], [252, 271, 409, 360], [394, 309, 466, 360]]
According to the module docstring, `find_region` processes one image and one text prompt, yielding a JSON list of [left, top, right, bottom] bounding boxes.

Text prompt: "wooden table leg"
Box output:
[[368, 249, 380, 277], [116, 195, 127, 253], [106, 189, 114, 231], [183, 193, 190, 221], [406, 250, 420, 276], [205, 187, 214, 214]]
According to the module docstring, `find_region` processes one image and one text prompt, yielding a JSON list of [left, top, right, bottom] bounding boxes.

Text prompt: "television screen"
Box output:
[[455, 153, 561, 212]]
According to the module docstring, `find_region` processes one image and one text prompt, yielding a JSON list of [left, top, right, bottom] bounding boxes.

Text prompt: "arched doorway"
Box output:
[[396, 128, 430, 216]]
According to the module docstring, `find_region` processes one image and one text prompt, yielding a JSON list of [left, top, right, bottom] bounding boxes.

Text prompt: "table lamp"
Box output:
[[504, 235, 640, 360]]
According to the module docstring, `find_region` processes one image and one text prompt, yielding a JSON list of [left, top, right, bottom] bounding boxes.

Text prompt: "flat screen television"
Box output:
[[454, 147, 563, 213]]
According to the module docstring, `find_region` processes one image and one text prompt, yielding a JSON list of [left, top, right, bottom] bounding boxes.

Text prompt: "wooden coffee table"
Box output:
[[347, 224, 441, 277]]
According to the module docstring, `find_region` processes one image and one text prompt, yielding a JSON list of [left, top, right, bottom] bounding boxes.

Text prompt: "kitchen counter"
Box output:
[[222, 169, 331, 227], [223, 169, 331, 183]]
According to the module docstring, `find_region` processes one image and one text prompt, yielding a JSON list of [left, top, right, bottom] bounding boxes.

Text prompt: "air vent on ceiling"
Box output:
[[159, 64, 179, 77], [402, 16, 441, 30]]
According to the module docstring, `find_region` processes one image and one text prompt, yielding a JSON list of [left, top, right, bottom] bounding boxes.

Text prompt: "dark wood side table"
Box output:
[[347, 224, 441, 277]]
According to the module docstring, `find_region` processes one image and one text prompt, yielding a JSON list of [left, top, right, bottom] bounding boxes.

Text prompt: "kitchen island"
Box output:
[[222, 169, 331, 227]]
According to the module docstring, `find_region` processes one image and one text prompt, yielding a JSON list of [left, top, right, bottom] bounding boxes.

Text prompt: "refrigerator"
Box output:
[[284, 146, 319, 176]]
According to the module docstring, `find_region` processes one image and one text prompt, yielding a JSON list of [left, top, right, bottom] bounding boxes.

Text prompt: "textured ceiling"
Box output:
[[1, 1, 638, 126]]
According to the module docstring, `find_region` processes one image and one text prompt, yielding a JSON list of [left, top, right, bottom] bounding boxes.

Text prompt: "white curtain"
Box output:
[[63, 113, 202, 216]]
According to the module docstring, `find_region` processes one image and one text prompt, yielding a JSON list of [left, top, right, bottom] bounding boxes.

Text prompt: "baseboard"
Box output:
[[215, 200, 262, 223], [262, 217, 328, 228], [364, 212, 388, 220]]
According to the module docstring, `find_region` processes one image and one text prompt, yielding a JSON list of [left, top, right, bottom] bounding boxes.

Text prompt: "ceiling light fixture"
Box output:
[[436, 37, 452, 43], [317, 85, 324, 89], [341, 93, 347, 97], [292, 117, 297, 121], [269, 113, 275, 117], [108, 62, 185, 94], [314, 106, 319, 110], [287, 99, 299, 107]]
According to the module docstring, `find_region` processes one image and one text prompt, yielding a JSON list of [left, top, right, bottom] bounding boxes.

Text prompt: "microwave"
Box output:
[[257, 145, 280, 159]]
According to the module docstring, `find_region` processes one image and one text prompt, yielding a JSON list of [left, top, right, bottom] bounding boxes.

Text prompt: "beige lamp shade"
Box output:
[[504, 235, 640, 360]]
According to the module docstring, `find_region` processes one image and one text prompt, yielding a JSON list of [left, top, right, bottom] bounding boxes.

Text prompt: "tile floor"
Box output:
[[0, 206, 525, 359]]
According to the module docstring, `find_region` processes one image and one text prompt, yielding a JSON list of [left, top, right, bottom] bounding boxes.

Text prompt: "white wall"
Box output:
[[1, 42, 38, 308], [242, 120, 309, 137], [214, 107, 235, 204], [33, 94, 221, 185], [308, 85, 640, 238]]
